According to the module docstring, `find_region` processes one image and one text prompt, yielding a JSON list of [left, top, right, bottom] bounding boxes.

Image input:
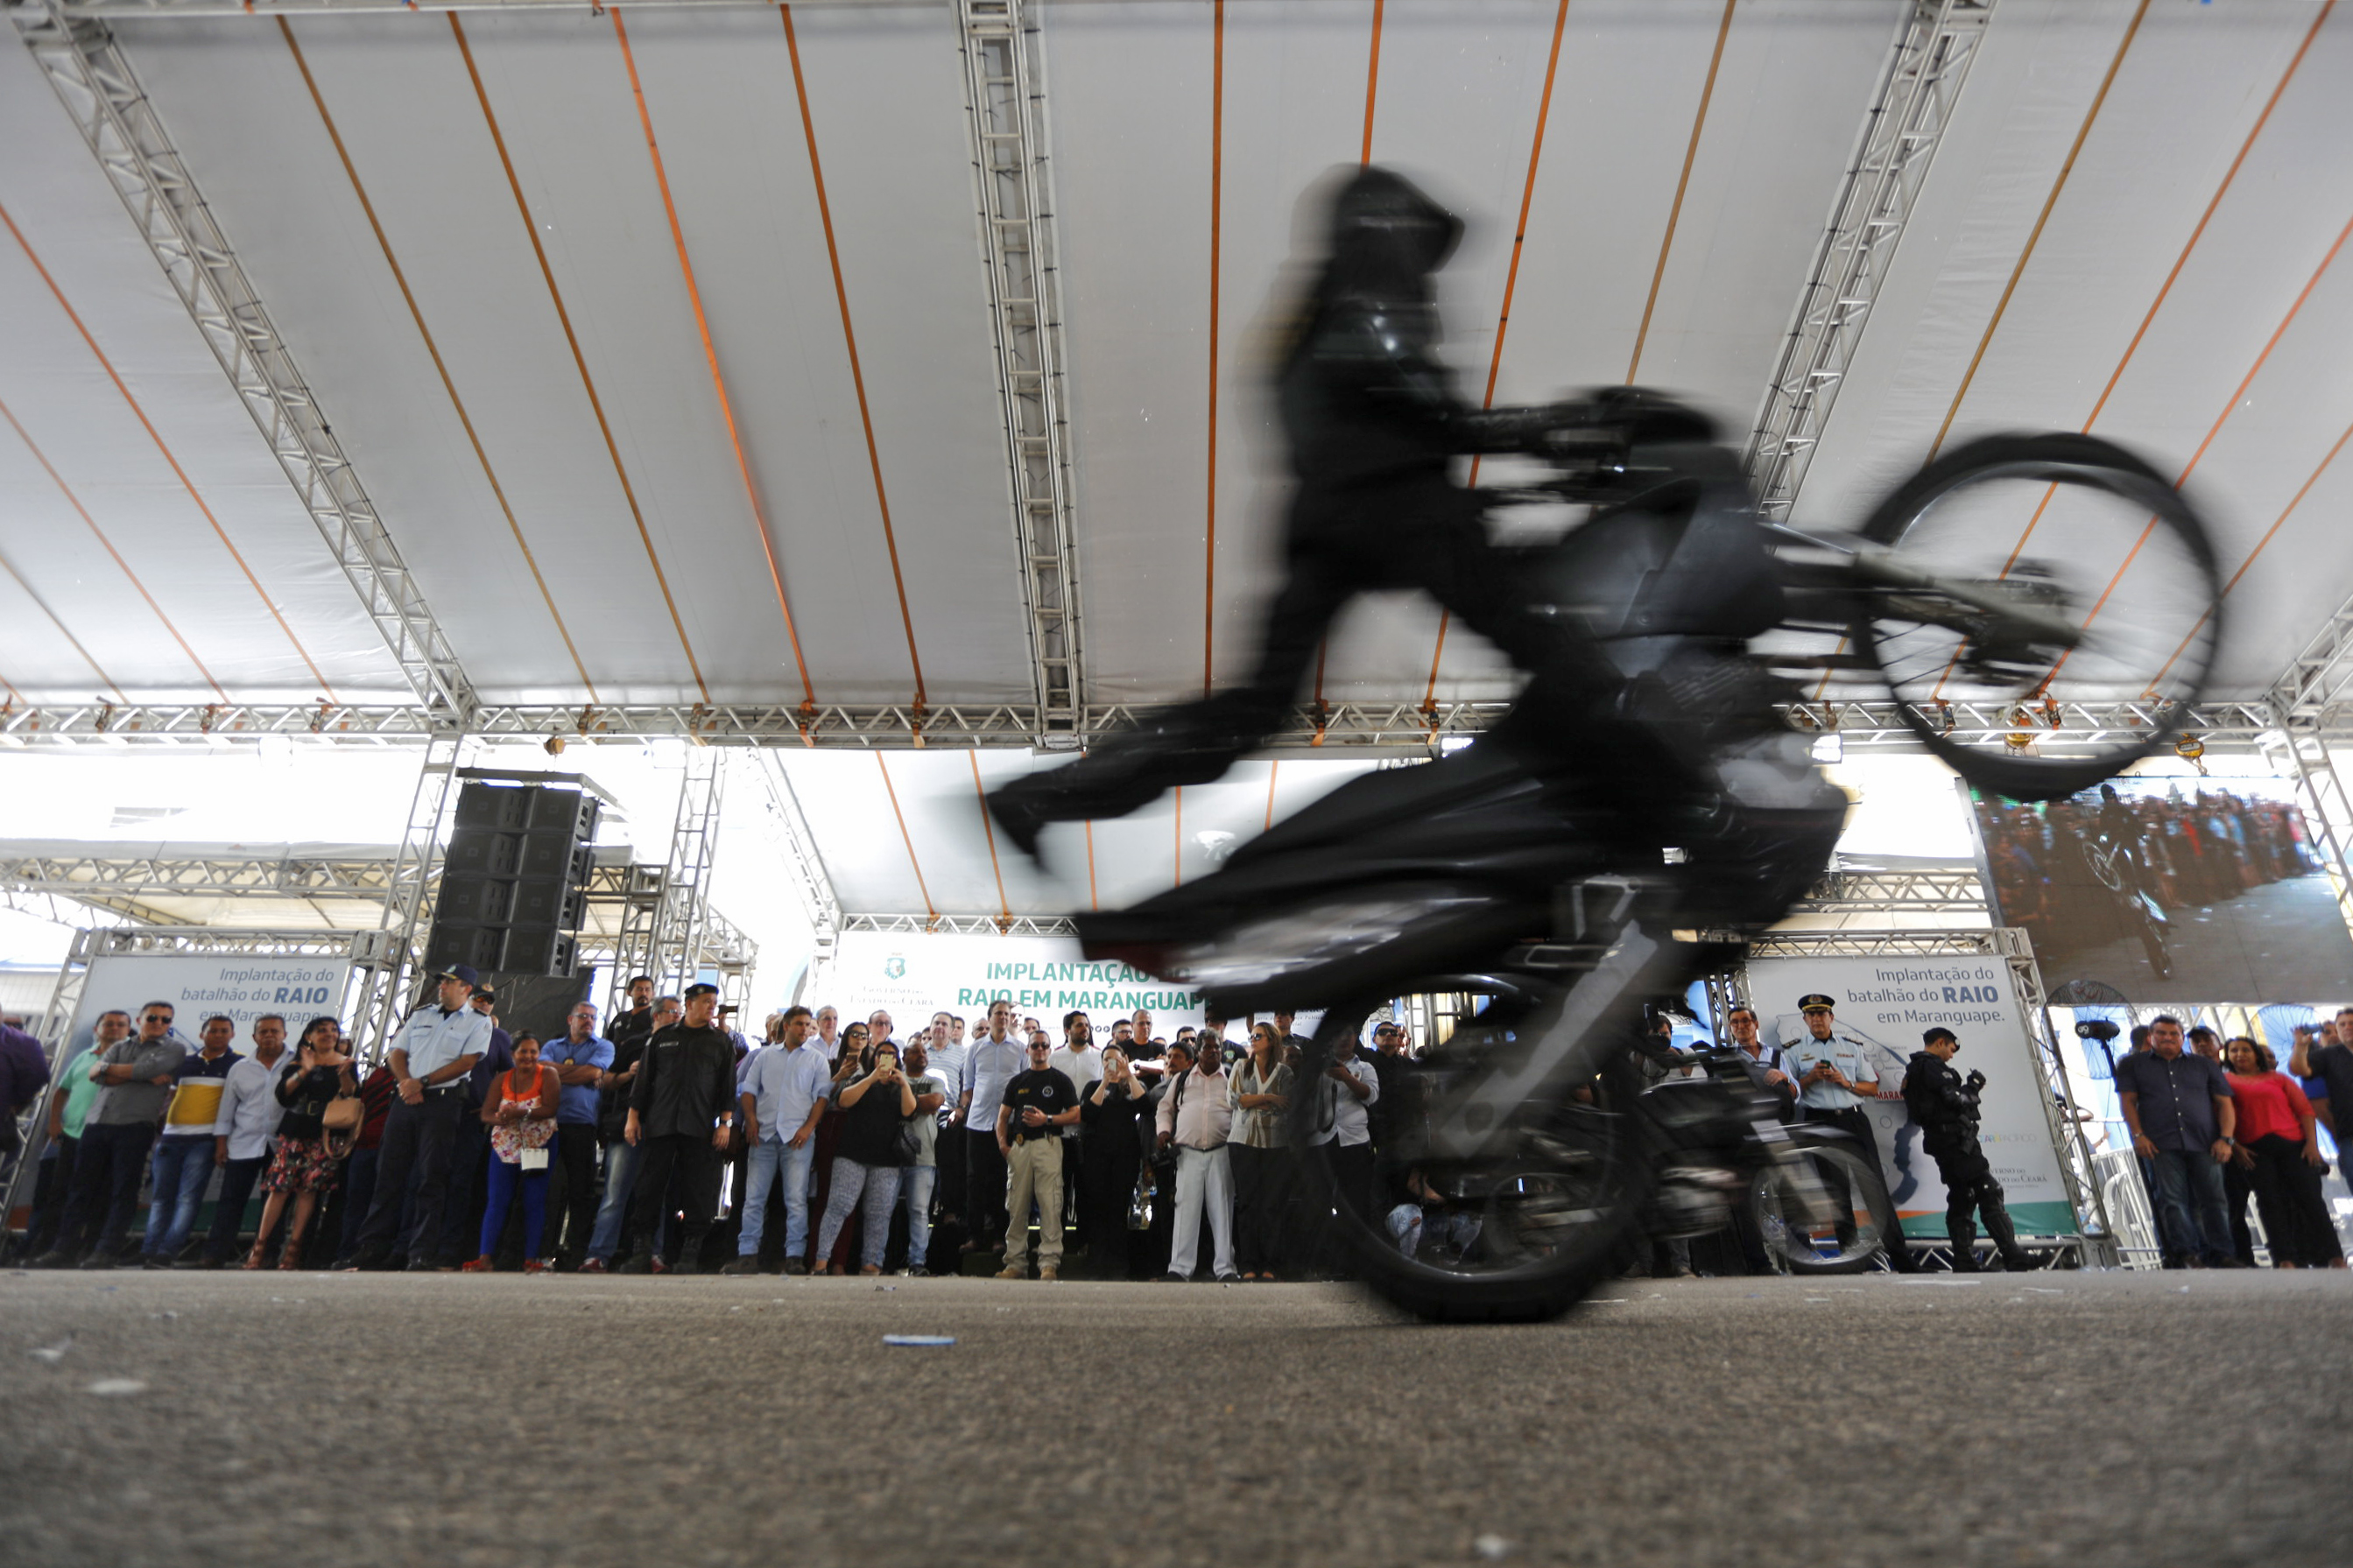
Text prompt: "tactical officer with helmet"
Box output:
[[1902, 1027, 2037, 1272]]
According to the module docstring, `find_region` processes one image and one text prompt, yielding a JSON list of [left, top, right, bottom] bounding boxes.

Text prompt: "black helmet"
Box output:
[[1325, 165, 1463, 295]]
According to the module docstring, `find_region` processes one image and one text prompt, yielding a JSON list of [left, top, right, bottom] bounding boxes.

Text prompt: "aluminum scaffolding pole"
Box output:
[[959, 0, 1085, 740], [638, 747, 726, 999], [2259, 721, 2353, 939], [1745, 0, 1992, 520], [349, 734, 469, 1061], [12, 2, 477, 722]]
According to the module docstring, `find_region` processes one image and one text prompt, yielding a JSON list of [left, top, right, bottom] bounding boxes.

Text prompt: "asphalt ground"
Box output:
[[3, 1267, 2348, 1568]]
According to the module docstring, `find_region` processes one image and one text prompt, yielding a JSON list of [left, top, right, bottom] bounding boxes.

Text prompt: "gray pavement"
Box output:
[[4, 1267, 2349, 1567]]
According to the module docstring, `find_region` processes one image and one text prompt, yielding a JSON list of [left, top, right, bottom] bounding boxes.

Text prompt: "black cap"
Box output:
[[1922, 1027, 1958, 1046], [683, 982, 721, 1001], [1797, 994, 1836, 1013], [435, 963, 481, 988]]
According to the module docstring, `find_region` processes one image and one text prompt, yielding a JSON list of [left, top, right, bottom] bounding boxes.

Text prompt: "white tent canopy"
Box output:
[[4, 0, 2353, 935], [5, 0, 2348, 716]]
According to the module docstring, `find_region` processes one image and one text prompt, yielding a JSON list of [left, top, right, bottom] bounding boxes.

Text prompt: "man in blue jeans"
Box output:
[[581, 995, 679, 1272], [2116, 1014, 2244, 1269], [138, 1015, 241, 1269], [723, 1005, 830, 1276]]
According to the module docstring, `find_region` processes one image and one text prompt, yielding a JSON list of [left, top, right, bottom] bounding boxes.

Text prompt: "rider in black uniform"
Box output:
[[988, 165, 1672, 855], [1902, 1027, 2037, 1272]]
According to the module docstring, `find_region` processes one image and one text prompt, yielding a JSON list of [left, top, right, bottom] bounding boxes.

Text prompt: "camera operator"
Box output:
[[1902, 1028, 2036, 1272]]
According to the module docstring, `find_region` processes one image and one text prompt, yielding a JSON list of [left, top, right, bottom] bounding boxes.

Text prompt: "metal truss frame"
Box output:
[[959, 0, 1085, 736], [0, 697, 1519, 751], [2272, 587, 2353, 731], [1788, 863, 1987, 921], [604, 746, 729, 1009], [0, 882, 189, 928], [1715, 925, 2117, 1267], [1782, 696, 2280, 750], [745, 749, 839, 979], [1744, 0, 1993, 519], [349, 733, 469, 1059], [13, 2, 476, 722], [840, 911, 1076, 937], [2258, 722, 2353, 939]]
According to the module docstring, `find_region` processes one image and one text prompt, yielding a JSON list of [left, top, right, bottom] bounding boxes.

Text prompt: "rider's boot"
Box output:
[[1945, 1206, 1980, 1271], [988, 692, 1278, 861], [1983, 1198, 2036, 1272]]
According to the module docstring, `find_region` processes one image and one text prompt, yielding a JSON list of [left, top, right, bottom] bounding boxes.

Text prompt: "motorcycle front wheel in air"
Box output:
[[1290, 981, 1651, 1323], [1748, 1136, 1900, 1276], [1854, 432, 2224, 803]]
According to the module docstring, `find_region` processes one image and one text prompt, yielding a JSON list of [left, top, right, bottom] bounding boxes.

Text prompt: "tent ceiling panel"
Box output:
[[1790, 0, 2353, 697], [125, 8, 1034, 708], [4, 0, 2350, 731], [0, 38, 413, 705], [1047, 0, 1902, 708]]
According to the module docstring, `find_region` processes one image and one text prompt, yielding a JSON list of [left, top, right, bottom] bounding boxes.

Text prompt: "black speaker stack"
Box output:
[[424, 781, 599, 979]]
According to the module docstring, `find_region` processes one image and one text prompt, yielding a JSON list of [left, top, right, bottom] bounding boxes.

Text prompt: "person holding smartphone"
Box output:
[[247, 1017, 356, 1269], [813, 1039, 918, 1276], [1081, 1046, 1150, 1279]]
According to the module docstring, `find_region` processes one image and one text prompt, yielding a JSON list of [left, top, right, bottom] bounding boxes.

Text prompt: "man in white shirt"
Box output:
[[956, 998, 1027, 1251], [1154, 1044, 1237, 1282], [725, 1006, 833, 1276], [922, 1009, 970, 1241], [186, 1016, 288, 1269]]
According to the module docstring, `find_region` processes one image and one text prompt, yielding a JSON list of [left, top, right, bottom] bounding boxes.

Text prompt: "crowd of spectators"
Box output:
[[1982, 785, 2317, 947], [2, 975, 1412, 1283], [7, 975, 2347, 1279], [2115, 1012, 2349, 1269]]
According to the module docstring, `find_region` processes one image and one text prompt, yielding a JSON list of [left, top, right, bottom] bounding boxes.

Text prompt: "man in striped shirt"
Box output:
[[136, 1015, 240, 1269]]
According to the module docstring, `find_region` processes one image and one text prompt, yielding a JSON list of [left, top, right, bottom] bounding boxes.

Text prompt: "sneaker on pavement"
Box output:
[[575, 1257, 608, 1275], [720, 1257, 764, 1276], [523, 1260, 550, 1275], [616, 1255, 653, 1275], [460, 1257, 494, 1274], [783, 1259, 808, 1276], [1039, 1267, 1060, 1283], [905, 1266, 929, 1277], [996, 1265, 1026, 1281]]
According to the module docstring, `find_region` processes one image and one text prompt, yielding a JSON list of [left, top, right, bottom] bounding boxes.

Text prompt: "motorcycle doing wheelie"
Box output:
[[1079, 407, 2226, 1321]]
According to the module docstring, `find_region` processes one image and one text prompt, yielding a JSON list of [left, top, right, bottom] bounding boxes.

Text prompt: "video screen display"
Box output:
[[1972, 776, 2353, 1002]]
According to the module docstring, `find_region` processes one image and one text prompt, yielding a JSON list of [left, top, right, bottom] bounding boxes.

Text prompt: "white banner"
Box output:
[[826, 932, 1210, 1040], [1743, 953, 2075, 1237], [63, 953, 355, 1064]]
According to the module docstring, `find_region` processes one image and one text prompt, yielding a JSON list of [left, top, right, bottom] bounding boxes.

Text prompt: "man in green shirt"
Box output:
[[23, 1010, 129, 1258]]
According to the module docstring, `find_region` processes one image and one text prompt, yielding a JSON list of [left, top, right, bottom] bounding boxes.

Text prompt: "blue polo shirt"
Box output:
[[537, 1033, 615, 1126]]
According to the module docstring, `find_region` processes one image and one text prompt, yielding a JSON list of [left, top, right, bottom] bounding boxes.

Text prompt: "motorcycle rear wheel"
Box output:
[[1748, 1136, 1900, 1276], [1291, 981, 1651, 1322]]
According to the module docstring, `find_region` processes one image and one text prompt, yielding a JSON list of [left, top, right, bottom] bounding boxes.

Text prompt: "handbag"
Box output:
[[321, 1093, 363, 1134]]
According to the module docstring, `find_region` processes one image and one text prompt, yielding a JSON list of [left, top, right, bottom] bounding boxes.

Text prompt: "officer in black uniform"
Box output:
[[1902, 1027, 2037, 1272], [616, 983, 737, 1276]]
